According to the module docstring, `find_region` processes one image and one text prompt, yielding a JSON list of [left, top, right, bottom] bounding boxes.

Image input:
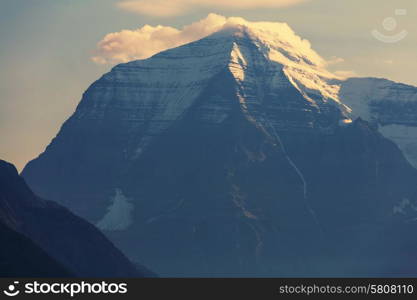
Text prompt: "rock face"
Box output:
[[0, 160, 149, 277], [22, 25, 417, 276]]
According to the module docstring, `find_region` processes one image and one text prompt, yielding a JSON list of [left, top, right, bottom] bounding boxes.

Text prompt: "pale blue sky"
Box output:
[[0, 0, 416, 170]]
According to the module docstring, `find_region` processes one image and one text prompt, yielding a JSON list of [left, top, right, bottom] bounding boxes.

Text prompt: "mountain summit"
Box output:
[[23, 22, 417, 276]]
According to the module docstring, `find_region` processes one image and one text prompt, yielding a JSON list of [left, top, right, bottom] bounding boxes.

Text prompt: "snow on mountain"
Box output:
[[224, 22, 350, 116], [81, 31, 236, 160], [54, 22, 354, 165]]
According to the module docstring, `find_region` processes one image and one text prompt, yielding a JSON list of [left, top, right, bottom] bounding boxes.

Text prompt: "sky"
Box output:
[[0, 0, 416, 171]]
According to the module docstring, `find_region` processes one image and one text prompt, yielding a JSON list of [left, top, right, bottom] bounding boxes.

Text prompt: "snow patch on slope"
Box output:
[[97, 189, 134, 231]]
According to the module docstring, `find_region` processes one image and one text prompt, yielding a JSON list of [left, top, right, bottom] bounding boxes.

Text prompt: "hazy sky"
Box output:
[[1, 0, 416, 171]]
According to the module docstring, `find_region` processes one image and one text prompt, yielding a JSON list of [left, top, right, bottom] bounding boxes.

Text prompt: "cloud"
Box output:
[[333, 70, 358, 78], [92, 13, 228, 64], [326, 56, 345, 66], [325, 56, 357, 79], [117, 0, 309, 17], [92, 13, 323, 66]]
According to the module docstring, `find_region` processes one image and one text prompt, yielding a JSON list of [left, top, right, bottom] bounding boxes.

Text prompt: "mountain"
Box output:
[[0, 160, 150, 277], [22, 23, 417, 276]]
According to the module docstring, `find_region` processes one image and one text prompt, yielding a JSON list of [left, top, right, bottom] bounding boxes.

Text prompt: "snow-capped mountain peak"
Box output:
[[211, 23, 350, 115], [214, 18, 326, 68], [22, 18, 417, 277]]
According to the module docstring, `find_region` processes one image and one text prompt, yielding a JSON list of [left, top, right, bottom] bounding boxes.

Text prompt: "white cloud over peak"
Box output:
[[92, 13, 228, 64], [117, 0, 309, 17], [92, 13, 322, 65], [91, 13, 356, 78]]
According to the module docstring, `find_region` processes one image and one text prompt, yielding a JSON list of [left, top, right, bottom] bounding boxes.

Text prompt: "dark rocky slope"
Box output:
[[0, 160, 150, 277]]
